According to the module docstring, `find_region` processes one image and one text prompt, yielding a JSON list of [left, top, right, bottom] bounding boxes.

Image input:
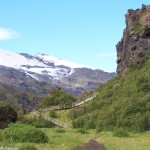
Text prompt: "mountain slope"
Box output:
[[71, 58, 150, 132], [0, 49, 116, 96], [0, 49, 116, 111], [0, 82, 41, 111]]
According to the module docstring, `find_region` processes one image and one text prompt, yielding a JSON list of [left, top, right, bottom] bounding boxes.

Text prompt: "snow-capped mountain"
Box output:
[[0, 49, 116, 110], [0, 49, 93, 80]]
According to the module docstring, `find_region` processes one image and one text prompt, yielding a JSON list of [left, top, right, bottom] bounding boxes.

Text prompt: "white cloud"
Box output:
[[96, 52, 116, 57], [0, 27, 19, 40]]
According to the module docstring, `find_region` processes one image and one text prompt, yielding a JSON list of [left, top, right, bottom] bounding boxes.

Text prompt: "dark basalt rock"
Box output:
[[0, 105, 17, 129], [116, 5, 150, 75]]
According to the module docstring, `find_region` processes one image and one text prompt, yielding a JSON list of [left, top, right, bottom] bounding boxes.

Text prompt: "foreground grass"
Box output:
[[0, 128, 96, 150], [0, 127, 150, 150], [36, 128, 96, 150], [98, 131, 150, 150]]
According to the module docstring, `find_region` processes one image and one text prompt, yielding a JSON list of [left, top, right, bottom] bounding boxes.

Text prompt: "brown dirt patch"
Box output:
[[75, 139, 107, 150]]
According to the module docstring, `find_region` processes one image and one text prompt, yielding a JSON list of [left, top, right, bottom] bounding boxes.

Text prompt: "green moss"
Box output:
[[133, 22, 143, 33]]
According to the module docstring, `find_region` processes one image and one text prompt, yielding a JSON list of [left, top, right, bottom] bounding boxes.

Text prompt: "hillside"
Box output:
[[71, 58, 150, 132], [0, 82, 42, 111], [71, 4, 150, 132]]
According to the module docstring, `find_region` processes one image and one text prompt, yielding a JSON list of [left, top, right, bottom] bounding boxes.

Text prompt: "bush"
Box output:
[[30, 119, 54, 128], [49, 109, 57, 118], [54, 128, 65, 133], [0, 123, 48, 143], [43, 88, 77, 106], [113, 128, 129, 137], [76, 128, 88, 134], [19, 143, 38, 150], [18, 115, 54, 128]]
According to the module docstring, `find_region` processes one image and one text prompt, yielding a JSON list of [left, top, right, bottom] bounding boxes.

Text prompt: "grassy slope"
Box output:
[[99, 131, 150, 150], [72, 58, 150, 132]]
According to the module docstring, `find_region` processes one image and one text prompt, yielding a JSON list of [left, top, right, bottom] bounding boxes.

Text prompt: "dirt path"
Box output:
[[75, 139, 107, 150]]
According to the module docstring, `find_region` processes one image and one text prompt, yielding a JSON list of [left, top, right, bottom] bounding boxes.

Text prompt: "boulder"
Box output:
[[0, 105, 17, 129]]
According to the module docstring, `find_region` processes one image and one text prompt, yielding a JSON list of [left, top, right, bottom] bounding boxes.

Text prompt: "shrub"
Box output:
[[19, 144, 38, 150], [113, 128, 129, 137], [43, 88, 77, 106], [49, 109, 57, 118], [30, 119, 54, 128], [76, 128, 88, 134], [54, 128, 65, 133], [18, 115, 54, 128], [0, 123, 48, 143]]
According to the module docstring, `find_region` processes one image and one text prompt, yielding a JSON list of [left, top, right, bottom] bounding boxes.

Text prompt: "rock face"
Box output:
[[116, 5, 150, 75], [0, 105, 17, 129]]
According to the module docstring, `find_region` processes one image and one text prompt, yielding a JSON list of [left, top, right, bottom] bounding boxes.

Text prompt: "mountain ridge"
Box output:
[[0, 49, 116, 111]]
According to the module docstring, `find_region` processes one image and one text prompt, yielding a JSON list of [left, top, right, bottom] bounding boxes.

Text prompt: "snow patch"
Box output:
[[0, 49, 75, 80], [35, 53, 93, 69]]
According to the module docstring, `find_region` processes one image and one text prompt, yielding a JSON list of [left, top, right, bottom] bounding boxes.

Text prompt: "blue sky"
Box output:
[[0, 0, 149, 72]]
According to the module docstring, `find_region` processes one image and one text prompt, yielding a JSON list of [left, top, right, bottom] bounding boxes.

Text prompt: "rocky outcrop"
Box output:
[[0, 105, 17, 129], [116, 4, 150, 75], [0, 82, 43, 112]]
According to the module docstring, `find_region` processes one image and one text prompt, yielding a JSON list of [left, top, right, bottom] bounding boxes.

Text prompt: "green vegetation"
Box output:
[[54, 127, 65, 133], [0, 109, 150, 150], [19, 114, 55, 128], [19, 144, 38, 150], [43, 88, 77, 106], [79, 90, 94, 101], [113, 128, 129, 137], [99, 131, 150, 150], [71, 58, 150, 132], [76, 128, 89, 134], [0, 100, 12, 108], [0, 128, 149, 150], [1, 58, 150, 150], [133, 22, 143, 33], [29, 118, 54, 128], [49, 109, 58, 118], [0, 123, 48, 143]]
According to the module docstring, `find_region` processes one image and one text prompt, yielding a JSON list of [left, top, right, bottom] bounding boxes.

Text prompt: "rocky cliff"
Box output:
[[116, 4, 150, 75]]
